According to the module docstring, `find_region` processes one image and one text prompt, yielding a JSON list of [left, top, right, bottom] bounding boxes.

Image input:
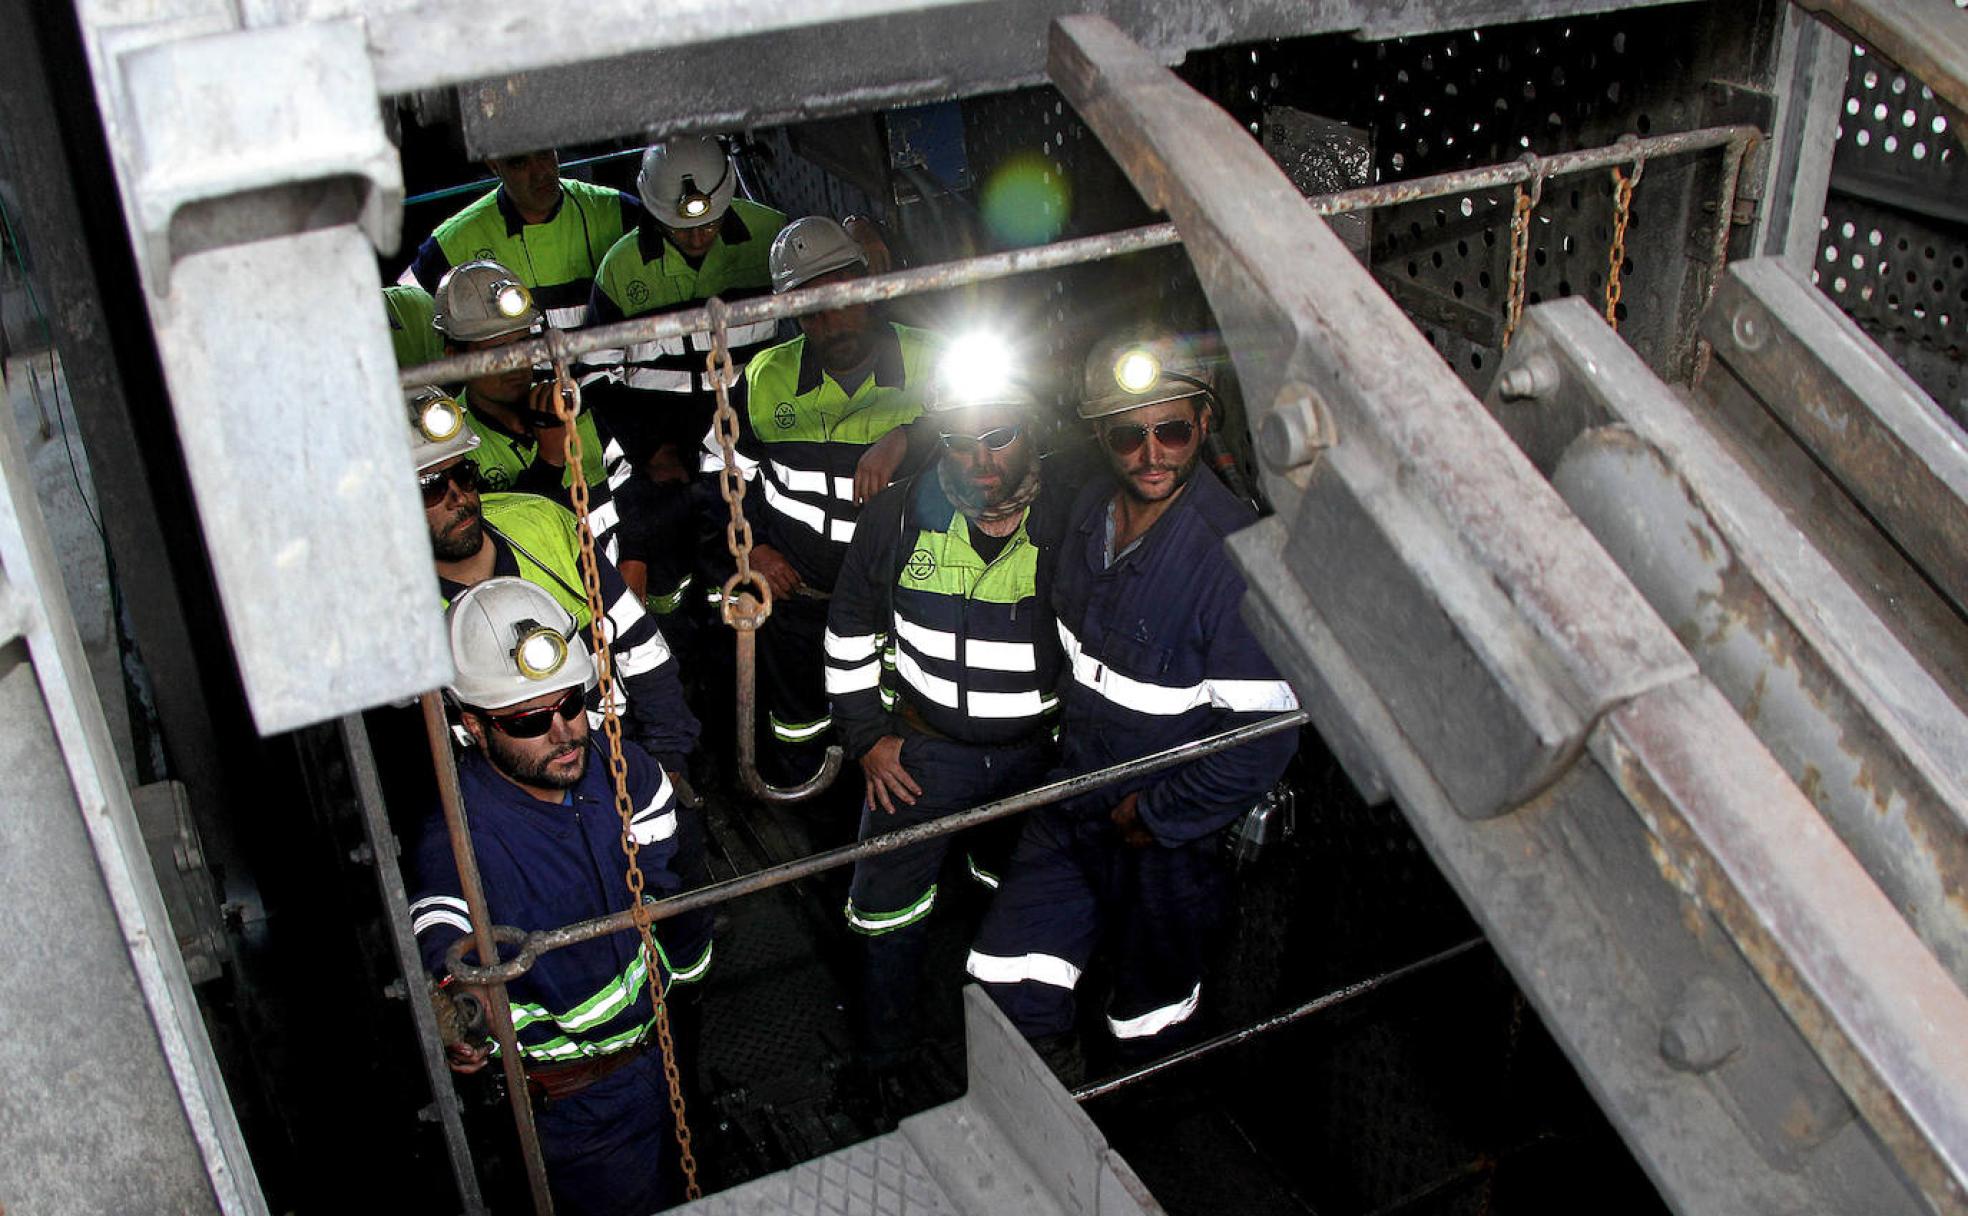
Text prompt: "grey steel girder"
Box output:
[[69, 9, 452, 734], [1484, 292, 1968, 995], [434, 0, 1704, 159], [0, 312, 262, 1212], [1047, 14, 1968, 1215]]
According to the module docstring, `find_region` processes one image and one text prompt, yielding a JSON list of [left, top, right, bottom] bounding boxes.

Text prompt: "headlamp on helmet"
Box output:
[[511, 619, 570, 681], [417, 394, 465, 443], [1113, 348, 1163, 395], [491, 279, 531, 319], [677, 175, 713, 221]]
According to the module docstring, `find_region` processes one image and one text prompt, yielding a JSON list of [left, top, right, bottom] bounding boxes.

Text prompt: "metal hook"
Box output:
[[729, 593, 843, 803]]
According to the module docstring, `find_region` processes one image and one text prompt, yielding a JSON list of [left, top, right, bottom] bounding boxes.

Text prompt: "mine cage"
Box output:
[[0, 1, 1964, 1215]]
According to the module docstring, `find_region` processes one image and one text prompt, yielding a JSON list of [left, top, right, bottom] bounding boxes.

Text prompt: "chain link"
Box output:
[[547, 357, 701, 1200], [1501, 158, 1544, 351], [707, 299, 771, 630], [1604, 154, 1645, 331]]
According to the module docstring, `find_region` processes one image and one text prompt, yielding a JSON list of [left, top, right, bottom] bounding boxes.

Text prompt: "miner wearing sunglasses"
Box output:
[[821, 357, 1072, 1109], [965, 333, 1300, 1081], [408, 388, 715, 1001], [409, 578, 691, 1216]]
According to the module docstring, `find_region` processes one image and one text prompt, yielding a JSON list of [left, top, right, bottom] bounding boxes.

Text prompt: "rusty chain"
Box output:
[[1501, 156, 1544, 351], [707, 298, 772, 632], [546, 356, 701, 1200], [1604, 152, 1645, 331]]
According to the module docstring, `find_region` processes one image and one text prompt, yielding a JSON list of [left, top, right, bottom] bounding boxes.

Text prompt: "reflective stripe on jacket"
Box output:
[[826, 460, 1071, 755], [705, 322, 940, 591], [410, 740, 682, 1063], [1050, 469, 1299, 843], [408, 180, 637, 329]]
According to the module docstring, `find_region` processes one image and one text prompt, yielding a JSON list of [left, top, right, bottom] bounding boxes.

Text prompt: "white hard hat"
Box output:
[[637, 136, 736, 230], [432, 259, 540, 342], [407, 385, 480, 472], [769, 216, 868, 294], [928, 333, 1039, 415], [1078, 331, 1214, 421], [444, 577, 597, 711]]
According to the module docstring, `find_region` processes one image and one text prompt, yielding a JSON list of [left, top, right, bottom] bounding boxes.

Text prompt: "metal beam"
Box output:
[[424, 0, 1704, 158], [1047, 14, 1968, 1213]]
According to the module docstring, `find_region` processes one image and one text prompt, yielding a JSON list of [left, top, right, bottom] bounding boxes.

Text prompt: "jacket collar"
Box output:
[[794, 321, 907, 395], [636, 205, 753, 264], [496, 183, 567, 237]]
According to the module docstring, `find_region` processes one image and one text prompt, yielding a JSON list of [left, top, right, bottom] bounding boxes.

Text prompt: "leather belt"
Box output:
[[525, 1038, 647, 1104]]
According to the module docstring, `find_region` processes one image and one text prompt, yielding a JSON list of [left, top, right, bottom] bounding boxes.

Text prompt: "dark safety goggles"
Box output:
[[481, 687, 586, 739], [1102, 418, 1197, 456], [419, 461, 479, 507], [938, 425, 1023, 457]]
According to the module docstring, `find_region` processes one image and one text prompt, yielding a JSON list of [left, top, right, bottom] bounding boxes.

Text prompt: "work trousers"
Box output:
[[755, 594, 833, 786], [534, 1048, 679, 1216], [967, 807, 1231, 1067], [847, 732, 1051, 1064]]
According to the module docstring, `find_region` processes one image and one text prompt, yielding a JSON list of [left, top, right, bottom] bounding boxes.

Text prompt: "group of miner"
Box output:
[[390, 137, 1300, 1214]]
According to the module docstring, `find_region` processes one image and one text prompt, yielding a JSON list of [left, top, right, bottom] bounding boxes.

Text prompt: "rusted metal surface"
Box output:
[[396, 124, 1755, 392], [1699, 258, 1968, 620], [445, 709, 1309, 985], [1048, 12, 1696, 821], [732, 607, 845, 804], [1049, 13, 1965, 1214], [420, 693, 555, 1216], [1486, 297, 1968, 993], [1593, 678, 1968, 1216]]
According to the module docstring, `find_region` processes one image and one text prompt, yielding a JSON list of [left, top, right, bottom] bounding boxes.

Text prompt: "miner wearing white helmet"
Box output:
[[703, 214, 942, 786], [822, 336, 1073, 1108], [407, 577, 690, 1216], [432, 258, 631, 560], [402, 147, 637, 332], [587, 136, 789, 646]]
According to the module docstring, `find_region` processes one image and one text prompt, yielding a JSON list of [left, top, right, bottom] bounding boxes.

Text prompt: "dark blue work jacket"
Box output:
[[1050, 469, 1300, 844], [410, 738, 683, 1063]]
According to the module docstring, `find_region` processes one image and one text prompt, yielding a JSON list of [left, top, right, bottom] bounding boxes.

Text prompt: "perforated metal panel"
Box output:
[[1815, 40, 1966, 423]]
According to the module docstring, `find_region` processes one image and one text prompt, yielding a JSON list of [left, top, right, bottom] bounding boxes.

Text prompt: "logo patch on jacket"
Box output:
[[904, 548, 937, 581], [773, 402, 797, 430], [626, 279, 650, 307]]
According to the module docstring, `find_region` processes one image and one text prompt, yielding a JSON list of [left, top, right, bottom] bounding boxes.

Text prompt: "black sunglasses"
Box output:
[[481, 687, 586, 739], [419, 462, 479, 507], [1102, 418, 1197, 456], [938, 425, 1022, 456]]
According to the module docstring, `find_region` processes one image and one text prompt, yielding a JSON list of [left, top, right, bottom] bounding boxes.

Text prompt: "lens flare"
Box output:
[[938, 332, 1015, 406], [980, 153, 1071, 248]]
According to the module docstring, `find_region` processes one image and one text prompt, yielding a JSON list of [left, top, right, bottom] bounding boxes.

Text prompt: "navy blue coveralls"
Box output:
[[966, 468, 1299, 1061], [824, 460, 1071, 1062], [410, 739, 690, 1216]]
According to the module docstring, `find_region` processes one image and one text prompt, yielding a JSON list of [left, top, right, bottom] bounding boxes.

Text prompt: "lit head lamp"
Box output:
[[490, 278, 532, 319], [1078, 333, 1216, 421], [417, 394, 465, 443], [510, 619, 570, 681], [677, 175, 713, 221]]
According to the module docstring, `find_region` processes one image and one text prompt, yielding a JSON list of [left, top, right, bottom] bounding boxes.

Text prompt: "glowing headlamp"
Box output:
[[511, 621, 569, 680], [1113, 348, 1162, 395], [938, 332, 1015, 407], [418, 396, 465, 443], [491, 279, 531, 318], [677, 174, 713, 221]]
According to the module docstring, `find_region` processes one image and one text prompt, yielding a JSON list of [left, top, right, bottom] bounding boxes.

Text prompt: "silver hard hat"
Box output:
[[444, 577, 597, 711], [637, 136, 736, 230], [768, 216, 868, 294], [406, 385, 480, 472], [1078, 332, 1214, 421], [432, 259, 540, 343]]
